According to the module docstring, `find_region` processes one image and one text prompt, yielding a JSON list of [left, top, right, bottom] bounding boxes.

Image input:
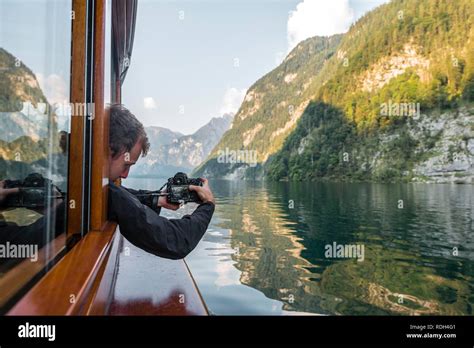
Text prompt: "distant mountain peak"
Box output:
[[132, 113, 234, 177]]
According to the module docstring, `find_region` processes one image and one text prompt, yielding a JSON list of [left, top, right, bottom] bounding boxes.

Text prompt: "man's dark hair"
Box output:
[[109, 104, 150, 158]]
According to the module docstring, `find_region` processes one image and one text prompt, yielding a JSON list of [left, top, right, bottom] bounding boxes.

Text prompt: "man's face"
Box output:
[[109, 140, 142, 181]]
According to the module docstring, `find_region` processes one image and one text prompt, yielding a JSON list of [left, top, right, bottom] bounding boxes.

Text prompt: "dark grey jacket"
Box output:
[[107, 182, 215, 260]]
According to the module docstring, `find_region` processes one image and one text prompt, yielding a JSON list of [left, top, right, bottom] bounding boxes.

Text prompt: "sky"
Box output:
[[0, 0, 388, 135], [0, 0, 72, 129], [123, 0, 389, 134]]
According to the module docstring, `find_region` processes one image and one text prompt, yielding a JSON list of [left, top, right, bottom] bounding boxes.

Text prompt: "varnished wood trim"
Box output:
[[90, 0, 109, 232], [114, 78, 121, 102], [67, 0, 87, 239], [7, 222, 117, 315], [107, 236, 209, 316], [82, 229, 122, 315]]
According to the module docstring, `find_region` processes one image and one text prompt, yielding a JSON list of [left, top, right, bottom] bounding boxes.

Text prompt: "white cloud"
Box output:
[[36, 73, 69, 105], [143, 97, 157, 109], [219, 87, 247, 115], [287, 0, 355, 52], [34, 73, 71, 130]]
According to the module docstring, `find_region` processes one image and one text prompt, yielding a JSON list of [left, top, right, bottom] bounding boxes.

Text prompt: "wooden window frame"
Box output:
[[6, 0, 119, 315], [0, 0, 82, 313], [66, 0, 87, 242], [90, 0, 110, 232]]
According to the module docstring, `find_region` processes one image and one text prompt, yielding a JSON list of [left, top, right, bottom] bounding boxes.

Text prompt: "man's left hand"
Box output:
[[157, 193, 180, 211]]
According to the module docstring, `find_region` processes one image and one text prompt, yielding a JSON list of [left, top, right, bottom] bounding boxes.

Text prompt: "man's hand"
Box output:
[[157, 191, 180, 211], [0, 180, 20, 205], [189, 178, 215, 205]]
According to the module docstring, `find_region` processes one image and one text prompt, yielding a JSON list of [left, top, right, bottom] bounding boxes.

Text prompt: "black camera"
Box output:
[[4, 173, 47, 189], [2, 173, 64, 208], [166, 172, 203, 204]]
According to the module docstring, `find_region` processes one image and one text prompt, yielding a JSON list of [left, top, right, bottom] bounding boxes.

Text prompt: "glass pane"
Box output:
[[0, 0, 72, 309]]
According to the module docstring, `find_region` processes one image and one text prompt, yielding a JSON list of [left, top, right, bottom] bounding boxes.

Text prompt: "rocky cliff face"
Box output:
[[132, 114, 233, 178], [410, 106, 474, 183]]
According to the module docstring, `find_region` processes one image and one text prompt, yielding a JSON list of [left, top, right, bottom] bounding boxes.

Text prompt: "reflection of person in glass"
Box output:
[[0, 131, 68, 270], [0, 174, 65, 270]]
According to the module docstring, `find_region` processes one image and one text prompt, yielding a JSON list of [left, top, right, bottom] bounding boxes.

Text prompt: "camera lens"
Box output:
[[173, 172, 188, 185]]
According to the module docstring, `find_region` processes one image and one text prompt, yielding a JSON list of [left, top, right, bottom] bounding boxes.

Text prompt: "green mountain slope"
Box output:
[[0, 48, 48, 112], [197, 0, 474, 183], [309, 0, 474, 127], [193, 35, 343, 178], [267, 0, 474, 183]]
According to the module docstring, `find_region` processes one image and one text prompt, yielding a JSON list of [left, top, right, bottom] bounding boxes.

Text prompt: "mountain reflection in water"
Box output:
[[124, 178, 474, 315]]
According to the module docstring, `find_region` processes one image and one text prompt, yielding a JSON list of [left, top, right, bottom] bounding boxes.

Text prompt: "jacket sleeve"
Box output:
[[123, 187, 151, 195], [108, 183, 215, 260], [123, 186, 161, 215]]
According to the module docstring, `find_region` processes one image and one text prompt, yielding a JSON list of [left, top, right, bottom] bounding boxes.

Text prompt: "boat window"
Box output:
[[0, 0, 73, 311]]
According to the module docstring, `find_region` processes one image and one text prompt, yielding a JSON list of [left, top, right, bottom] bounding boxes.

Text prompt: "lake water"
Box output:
[[123, 177, 474, 315]]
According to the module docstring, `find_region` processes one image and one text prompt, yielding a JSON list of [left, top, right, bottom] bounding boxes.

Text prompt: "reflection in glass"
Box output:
[[0, 0, 72, 308]]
